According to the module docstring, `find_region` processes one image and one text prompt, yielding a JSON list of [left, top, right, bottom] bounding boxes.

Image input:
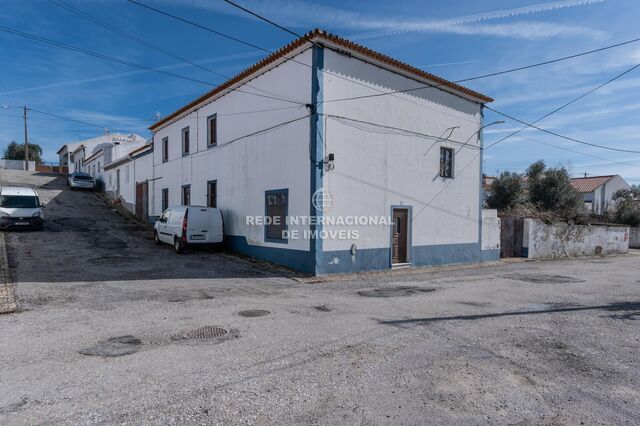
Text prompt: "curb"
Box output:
[[0, 231, 17, 314]]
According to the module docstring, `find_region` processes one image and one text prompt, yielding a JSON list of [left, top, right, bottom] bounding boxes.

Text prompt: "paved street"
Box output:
[[1, 170, 639, 425]]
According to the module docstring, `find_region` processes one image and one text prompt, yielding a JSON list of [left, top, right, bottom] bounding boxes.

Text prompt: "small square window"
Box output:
[[207, 114, 217, 147], [439, 147, 454, 178], [182, 127, 190, 155]]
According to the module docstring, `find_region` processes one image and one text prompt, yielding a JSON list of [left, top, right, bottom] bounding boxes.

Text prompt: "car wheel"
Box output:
[[36, 223, 44, 231], [174, 237, 184, 254], [154, 231, 161, 245]]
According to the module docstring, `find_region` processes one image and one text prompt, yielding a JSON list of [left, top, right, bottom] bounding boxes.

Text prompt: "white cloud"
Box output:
[[172, 0, 607, 40]]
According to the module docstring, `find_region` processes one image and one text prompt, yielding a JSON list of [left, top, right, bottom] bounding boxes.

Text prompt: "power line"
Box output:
[[0, 24, 302, 106], [29, 108, 108, 130], [47, 0, 303, 106], [320, 37, 640, 104], [219, 0, 640, 107], [128, 0, 470, 117], [222, 0, 302, 40], [485, 62, 640, 151], [323, 114, 480, 149], [486, 106, 640, 154], [509, 134, 640, 171]]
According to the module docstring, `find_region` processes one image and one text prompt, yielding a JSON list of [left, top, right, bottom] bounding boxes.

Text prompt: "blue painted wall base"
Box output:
[[224, 235, 315, 274], [221, 236, 500, 275]]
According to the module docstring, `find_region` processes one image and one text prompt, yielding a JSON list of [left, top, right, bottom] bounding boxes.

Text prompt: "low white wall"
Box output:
[[630, 227, 640, 249], [523, 218, 629, 258], [481, 209, 500, 251], [0, 159, 36, 170]]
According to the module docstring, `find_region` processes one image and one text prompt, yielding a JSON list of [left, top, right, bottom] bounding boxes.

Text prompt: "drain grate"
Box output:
[[184, 326, 228, 339], [238, 309, 270, 317]]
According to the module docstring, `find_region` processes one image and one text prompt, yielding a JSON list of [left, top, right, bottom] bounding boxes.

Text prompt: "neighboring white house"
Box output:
[[147, 29, 494, 274], [57, 133, 146, 174], [104, 143, 153, 218], [82, 148, 104, 182], [570, 175, 631, 215]]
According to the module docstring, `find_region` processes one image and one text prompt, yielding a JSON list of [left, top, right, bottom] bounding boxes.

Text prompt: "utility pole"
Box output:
[[23, 106, 29, 171]]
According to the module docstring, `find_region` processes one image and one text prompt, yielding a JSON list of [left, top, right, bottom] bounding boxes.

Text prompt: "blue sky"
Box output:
[[1, 0, 639, 183]]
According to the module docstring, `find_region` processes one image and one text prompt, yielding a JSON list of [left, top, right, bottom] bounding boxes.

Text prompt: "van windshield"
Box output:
[[0, 195, 40, 208]]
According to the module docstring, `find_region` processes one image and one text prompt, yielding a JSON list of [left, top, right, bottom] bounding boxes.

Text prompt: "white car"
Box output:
[[67, 172, 96, 190], [154, 206, 223, 253], [0, 186, 45, 230]]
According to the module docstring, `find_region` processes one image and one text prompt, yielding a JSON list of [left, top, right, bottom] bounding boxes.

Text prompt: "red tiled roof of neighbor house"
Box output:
[[149, 29, 493, 131], [570, 175, 616, 193]]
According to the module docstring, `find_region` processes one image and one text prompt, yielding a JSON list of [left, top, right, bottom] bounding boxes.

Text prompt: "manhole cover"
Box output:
[[357, 286, 436, 298], [238, 309, 270, 317], [79, 335, 141, 357], [502, 274, 585, 284], [184, 326, 228, 339]]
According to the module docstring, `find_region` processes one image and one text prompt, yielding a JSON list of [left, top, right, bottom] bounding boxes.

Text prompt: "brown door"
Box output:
[[392, 208, 409, 264], [500, 216, 524, 258], [135, 181, 148, 219]]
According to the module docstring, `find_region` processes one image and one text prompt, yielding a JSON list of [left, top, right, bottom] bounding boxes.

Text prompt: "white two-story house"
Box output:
[[148, 29, 495, 275]]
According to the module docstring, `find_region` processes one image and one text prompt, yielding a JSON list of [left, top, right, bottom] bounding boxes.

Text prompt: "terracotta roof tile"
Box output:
[[150, 29, 493, 131], [570, 175, 616, 193]]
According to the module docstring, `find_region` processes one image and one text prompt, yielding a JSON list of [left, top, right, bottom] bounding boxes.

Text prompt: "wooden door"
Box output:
[[135, 181, 148, 220], [500, 216, 524, 258], [392, 208, 409, 264]]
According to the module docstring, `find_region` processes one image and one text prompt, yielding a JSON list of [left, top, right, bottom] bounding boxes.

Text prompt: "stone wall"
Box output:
[[523, 218, 629, 258]]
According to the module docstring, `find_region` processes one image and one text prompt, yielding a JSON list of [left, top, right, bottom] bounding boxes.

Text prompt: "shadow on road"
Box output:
[[375, 301, 640, 326]]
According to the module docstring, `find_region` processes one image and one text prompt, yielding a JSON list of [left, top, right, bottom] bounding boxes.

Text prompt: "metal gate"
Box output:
[[135, 181, 148, 221], [500, 216, 524, 258]]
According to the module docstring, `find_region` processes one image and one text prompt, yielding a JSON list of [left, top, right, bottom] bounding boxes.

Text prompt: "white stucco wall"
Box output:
[[481, 209, 501, 251], [630, 227, 640, 249], [0, 159, 36, 170], [150, 49, 313, 252], [320, 48, 483, 254], [523, 218, 629, 258], [104, 152, 153, 214]]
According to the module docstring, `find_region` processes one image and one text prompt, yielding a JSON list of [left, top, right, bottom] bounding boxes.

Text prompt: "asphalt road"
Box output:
[[1, 170, 639, 425]]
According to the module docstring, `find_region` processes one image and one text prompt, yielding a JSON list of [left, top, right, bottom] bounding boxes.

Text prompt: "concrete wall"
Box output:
[[481, 209, 500, 260], [523, 218, 629, 258], [316, 47, 485, 273], [0, 159, 36, 170], [630, 227, 640, 249]]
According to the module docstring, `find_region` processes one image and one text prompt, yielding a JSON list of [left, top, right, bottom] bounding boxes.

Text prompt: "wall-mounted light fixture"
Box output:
[[323, 153, 335, 171]]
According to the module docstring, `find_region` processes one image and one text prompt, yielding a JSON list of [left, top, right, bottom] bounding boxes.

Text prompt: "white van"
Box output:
[[154, 206, 223, 253], [0, 187, 45, 230]]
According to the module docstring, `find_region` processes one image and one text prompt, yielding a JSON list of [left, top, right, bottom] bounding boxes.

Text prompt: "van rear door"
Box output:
[[187, 207, 209, 242], [208, 209, 223, 243]]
